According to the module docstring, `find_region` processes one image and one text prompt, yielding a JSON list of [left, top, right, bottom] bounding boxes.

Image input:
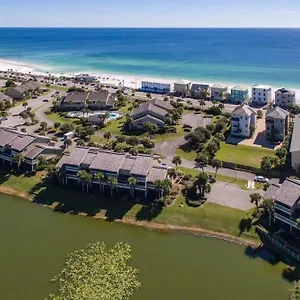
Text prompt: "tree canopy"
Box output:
[[47, 242, 141, 300]]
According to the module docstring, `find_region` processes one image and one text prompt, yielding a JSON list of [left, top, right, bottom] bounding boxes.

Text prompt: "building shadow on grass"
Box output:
[[31, 179, 136, 221]]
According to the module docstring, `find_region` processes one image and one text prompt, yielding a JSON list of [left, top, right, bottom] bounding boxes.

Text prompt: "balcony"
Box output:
[[231, 117, 240, 122]]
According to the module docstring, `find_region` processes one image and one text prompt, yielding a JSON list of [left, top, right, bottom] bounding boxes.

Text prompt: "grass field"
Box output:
[[215, 142, 275, 168], [45, 112, 76, 124], [175, 148, 197, 161], [0, 168, 258, 242]]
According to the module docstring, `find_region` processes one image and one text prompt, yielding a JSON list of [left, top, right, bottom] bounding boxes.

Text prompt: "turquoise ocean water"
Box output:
[[0, 28, 300, 87]]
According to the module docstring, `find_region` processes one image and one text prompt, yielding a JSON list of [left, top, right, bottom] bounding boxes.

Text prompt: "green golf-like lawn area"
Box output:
[[215, 142, 275, 168]]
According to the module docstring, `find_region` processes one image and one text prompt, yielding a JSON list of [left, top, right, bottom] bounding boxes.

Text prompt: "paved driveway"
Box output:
[[182, 113, 211, 129], [207, 181, 263, 211]]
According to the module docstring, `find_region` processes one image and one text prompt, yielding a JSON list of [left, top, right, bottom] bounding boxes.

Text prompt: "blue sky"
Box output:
[[1, 0, 300, 27]]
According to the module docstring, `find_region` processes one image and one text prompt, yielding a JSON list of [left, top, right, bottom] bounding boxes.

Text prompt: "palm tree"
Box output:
[[218, 103, 225, 110], [154, 179, 172, 199], [94, 172, 105, 192], [46, 165, 59, 181], [107, 176, 118, 196], [212, 100, 217, 107], [22, 101, 28, 110], [64, 139, 72, 151], [128, 177, 137, 198], [195, 172, 211, 198], [172, 155, 182, 169], [12, 153, 24, 172], [195, 153, 208, 171], [260, 198, 275, 227], [199, 99, 206, 111], [211, 158, 222, 178], [104, 131, 112, 141], [250, 193, 263, 209], [77, 170, 92, 193], [37, 155, 47, 166]]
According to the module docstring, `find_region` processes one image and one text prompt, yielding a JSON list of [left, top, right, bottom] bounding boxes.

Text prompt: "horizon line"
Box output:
[[0, 26, 300, 29]]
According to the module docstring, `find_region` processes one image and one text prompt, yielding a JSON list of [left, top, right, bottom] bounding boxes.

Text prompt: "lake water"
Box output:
[[0, 194, 291, 299]]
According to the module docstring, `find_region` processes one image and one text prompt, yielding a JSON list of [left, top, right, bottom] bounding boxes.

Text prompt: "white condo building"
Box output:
[[251, 85, 272, 105]]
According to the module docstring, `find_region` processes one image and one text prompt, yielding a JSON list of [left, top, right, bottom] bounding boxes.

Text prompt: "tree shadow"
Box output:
[[238, 218, 252, 236], [135, 201, 163, 222]]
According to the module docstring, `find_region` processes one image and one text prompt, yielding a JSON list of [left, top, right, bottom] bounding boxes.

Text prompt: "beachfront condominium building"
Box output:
[[57, 147, 168, 198], [231, 104, 256, 138], [0, 127, 61, 171], [5, 81, 40, 100], [230, 86, 249, 104], [173, 79, 192, 97], [130, 98, 173, 130], [275, 88, 296, 108], [190, 83, 210, 99], [290, 117, 300, 171], [58, 90, 116, 111], [141, 81, 173, 94], [251, 85, 272, 105], [75, 74, 96, 83], [265, 106, 289, 141], [210, 84, 228, 101], [265, 178, 300, 238]]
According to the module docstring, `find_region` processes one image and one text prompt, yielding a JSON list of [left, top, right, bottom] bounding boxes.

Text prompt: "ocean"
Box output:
[[0, 28, 300, 88]]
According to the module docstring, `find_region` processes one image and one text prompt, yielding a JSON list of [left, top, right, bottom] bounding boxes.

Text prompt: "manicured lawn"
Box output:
[[99, 104, 131, 135], [178, 166, 248, 190], [0, 170, 45, 194], [90, 135, 106, 144], [215, 142, 275, 168], [175, 148, 197, 161], [46, 112, 76, 124], [0, 169, 258, 242]]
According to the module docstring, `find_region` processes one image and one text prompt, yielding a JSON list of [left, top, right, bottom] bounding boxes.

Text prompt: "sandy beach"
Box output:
[[1, 58, 300, 102]]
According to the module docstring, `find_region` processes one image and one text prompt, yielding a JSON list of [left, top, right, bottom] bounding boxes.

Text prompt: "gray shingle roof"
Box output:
[[232, 104, 256, 117], [90, 152, 126, 173], [149, 98, 173, 111], [212, 83, 227, 89], [275, 88, 295, 95], [131, 102, 168, 119], [24, 145, 44, 160], [266, 106, 289, 119], [130, 156, 153, 176], [63, 92, 89, 103], [267, 178, 300, 207], [0, 92, 11, 102], [0, 129, 18, 147], [61, 147, 90, 167], [9, 135, 36, 151], [147, 166, 168, 182], [131, 114, 166, 125], [290, 117, 300, 153], [120, 157, 135, 172]]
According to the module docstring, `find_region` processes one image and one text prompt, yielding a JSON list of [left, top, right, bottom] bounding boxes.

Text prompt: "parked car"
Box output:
[[1, 116, 8, 121], [254, 176, 269, 183], [43, 99, 49, 102]]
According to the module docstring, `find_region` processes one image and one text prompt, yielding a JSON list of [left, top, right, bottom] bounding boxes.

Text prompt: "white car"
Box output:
[[254, 176, 269, 183]]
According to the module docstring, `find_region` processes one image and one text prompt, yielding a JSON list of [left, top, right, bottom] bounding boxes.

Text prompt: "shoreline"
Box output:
[[1, 58, 300, 102], [0, 186, 259, 248]]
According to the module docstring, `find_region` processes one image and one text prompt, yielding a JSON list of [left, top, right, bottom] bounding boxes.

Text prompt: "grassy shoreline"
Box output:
[[0, 171, 260, 248]]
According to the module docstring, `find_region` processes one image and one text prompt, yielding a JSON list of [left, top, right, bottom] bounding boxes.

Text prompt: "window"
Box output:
[[259, 93, 261, 95], [240, 116, 243, 119], [245, 124, 248, 128]]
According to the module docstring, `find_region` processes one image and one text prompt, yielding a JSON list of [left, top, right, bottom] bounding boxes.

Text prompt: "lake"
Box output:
[[0, 194, 291, 299]]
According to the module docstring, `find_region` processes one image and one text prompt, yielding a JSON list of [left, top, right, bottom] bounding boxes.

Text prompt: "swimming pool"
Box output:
[[67, 111, 123, 121]]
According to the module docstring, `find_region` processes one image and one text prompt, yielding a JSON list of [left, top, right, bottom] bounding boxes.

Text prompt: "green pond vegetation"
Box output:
[[47, 242, 140, 300]]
